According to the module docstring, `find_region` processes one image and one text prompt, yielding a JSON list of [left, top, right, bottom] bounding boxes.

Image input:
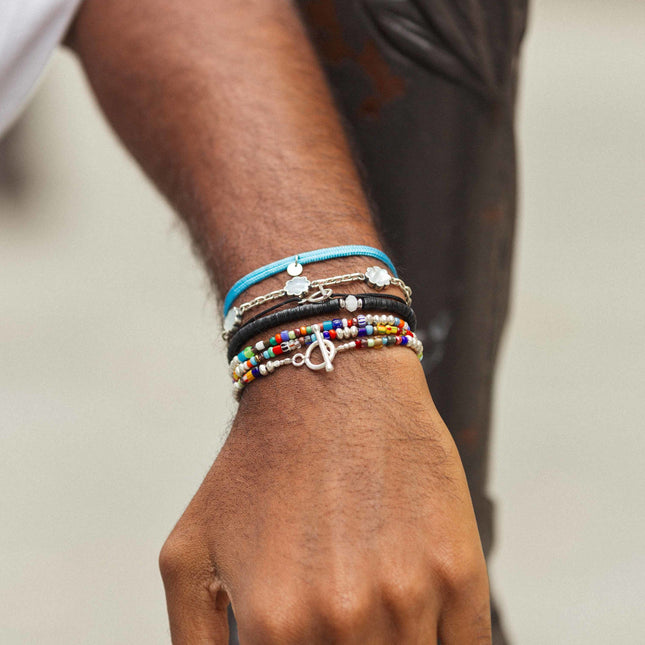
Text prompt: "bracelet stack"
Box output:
[[221, 246, 422, 397]]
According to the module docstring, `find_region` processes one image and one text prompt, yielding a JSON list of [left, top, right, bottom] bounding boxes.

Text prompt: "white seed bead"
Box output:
[[351, 326, 358, 337], [259, 364, 267, 376], [387, 315, 395, 324], [266, 361, 275, 372], [255, 341, 265, 351]]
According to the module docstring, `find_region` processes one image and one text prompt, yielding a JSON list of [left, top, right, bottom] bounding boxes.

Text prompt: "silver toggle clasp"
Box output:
[[300, 286, 333, 303], [291, 325, 336, 372]]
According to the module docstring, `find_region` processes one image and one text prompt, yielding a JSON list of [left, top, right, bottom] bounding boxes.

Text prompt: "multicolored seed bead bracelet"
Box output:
[[232, 324, 423, 396], [230, 313, 413, 379], [226, 295, 417, 362]]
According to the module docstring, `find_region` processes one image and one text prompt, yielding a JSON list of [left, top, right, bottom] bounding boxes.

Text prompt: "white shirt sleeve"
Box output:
[[0, 0, 84, 137]]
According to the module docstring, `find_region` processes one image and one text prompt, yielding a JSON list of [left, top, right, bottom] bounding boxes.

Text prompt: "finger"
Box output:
[[164, 577, 229, 644], [437, 586, 492, 644], [159, 544, 229, 644]]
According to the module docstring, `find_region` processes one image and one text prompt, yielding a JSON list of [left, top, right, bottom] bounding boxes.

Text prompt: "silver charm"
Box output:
[[286, 255, 303, 276], [285, 275, 311, 296], [223, 306, 242, 335], [365, 266, 391, 290]]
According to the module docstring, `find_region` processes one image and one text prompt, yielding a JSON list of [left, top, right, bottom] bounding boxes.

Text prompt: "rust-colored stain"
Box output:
[[302, 0, 405, 118], [456, 426, 479, 452], [481, 205, 505, 224]]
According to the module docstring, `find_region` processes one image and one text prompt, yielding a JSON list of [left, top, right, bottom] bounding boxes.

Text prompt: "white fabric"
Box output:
[[0, 0, 83, 136]]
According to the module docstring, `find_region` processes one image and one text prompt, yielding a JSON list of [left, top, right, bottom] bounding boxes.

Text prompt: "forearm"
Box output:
[[67, 3, 491, 642], [68, 0, 383, 305]]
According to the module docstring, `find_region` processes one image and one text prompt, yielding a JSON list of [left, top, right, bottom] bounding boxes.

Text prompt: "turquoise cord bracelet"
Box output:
[[222, 245, 398, 317]]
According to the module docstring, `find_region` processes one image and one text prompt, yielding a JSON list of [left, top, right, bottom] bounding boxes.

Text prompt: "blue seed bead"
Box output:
[[251, 367, 260, 377], [280, 331, 290, 342], [263, 350, 270, 360], [322, 320, 333, 331], [394, 318, 400, 326], [250, 356, 258, 366], [357, 314, 367, 328], [323, 331, 331, 340], [366, 324, 374, 336], [332, 318, 343, 329], [357, 328, 367, 337], [401, 336, 408, 345], [237, 350, 247, 362]]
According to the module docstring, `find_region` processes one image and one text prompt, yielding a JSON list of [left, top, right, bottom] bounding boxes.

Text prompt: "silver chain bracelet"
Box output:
[[222, 266, 412, 340]]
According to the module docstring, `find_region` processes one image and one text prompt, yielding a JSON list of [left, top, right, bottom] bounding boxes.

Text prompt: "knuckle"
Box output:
[[379, 571, 430, 617], [433, 549, 489, 597], [317, 589, 371, 637], [242, 603, 305, 644], [158, 534, 190, 583]]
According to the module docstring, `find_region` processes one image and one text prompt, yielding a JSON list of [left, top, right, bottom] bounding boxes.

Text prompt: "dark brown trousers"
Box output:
[[230, 2, 528, 642]]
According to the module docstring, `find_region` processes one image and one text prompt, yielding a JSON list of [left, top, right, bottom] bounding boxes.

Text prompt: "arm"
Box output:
[[68, 1, 491, 643]]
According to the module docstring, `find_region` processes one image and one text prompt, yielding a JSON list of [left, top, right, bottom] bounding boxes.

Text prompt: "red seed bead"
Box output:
[[329, 329, 337, 340], [355, 340, 361, 348]]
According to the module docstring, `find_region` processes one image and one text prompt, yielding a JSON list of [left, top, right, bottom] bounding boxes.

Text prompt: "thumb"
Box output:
[[160, 543, 230, 644]]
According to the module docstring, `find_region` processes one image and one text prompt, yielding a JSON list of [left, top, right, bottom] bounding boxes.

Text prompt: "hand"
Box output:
[[159, 350, 492, 643]]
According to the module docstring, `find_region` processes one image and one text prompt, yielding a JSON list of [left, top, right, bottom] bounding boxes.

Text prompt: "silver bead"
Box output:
[[344, 294, 359, 312]]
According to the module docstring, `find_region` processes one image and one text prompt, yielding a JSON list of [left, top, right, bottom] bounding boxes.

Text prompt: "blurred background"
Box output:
[[1, 0, 643, 643]]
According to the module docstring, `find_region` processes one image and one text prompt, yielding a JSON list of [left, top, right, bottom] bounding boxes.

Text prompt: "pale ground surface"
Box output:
[[1, 1, 644, 643]]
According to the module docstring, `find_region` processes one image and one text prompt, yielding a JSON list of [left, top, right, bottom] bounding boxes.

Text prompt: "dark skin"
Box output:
[[68, 1, 491, 642]]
